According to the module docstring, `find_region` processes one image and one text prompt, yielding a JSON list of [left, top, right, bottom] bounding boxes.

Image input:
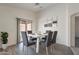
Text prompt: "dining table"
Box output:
[[28, 33, 48, 53]]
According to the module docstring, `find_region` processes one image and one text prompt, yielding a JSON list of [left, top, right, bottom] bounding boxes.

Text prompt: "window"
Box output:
[[20, 24, 26, 31], [27, 23, 32, 31]]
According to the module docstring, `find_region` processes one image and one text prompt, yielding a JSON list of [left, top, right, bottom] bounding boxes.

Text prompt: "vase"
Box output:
[[2, 44, 7, 50]]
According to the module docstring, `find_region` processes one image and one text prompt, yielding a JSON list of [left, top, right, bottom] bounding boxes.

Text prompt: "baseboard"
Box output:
[[7, 44, 16, 48]]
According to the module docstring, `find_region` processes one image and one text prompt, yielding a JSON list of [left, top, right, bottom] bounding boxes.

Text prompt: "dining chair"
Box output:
[[42, 30, 51, 42], [41, 31, 53, 54], [51, 31, 57, 50], [27, 31, 37, 41], [27, 31, 32, 34], [21, 31, 36, 54], [42, 36, 47, 42]]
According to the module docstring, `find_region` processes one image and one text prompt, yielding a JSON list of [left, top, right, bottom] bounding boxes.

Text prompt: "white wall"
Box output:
[[0, 5, 36, 47], [68, 4, 79, 15], [37, 4, 69, 46], [1, 3, 79, 48]]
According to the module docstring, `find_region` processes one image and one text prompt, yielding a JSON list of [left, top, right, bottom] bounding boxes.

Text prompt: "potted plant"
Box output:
[[1, 32, 8, 49]]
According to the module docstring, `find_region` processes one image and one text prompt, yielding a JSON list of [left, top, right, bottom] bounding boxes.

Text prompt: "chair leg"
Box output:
[[23, 45, 28, 55], [46, 47, 48, 55], [52, 44, 55, 52], [53, 44, 55, 49], [23, 44, 24, 51], [27, 47, 28, 55], [34, 45, 36, 51], [50, 45, 53, 53]]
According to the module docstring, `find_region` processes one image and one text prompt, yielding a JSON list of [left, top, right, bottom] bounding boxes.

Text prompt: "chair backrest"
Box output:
[[52, 31, 57, 44], [21, 31, 28, 46], [45, 31, 53, 47], [28, 31, 32, 34], [46, 30, 51, 33]]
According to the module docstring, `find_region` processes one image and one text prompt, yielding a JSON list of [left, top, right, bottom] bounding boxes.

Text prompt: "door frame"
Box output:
[[70, 12, 79, 47], [16, 18, 32, 44], [16, 18, 20, 45]]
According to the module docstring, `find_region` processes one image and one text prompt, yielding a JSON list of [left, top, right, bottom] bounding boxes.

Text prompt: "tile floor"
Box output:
[[0, 42, 74, 55]]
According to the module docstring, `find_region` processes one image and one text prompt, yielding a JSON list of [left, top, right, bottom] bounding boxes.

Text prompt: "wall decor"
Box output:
[[48, 23, 52, 27], [53, 21, 57, 24], [44, 24, 47, 27], [44, 23, 52, 27], [44, 16, 58, 27]]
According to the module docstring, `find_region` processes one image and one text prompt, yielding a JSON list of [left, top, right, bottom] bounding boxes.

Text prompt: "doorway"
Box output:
[[75, 16, 79, 47], [19, 20, 26, 43], [70, 13, 79, 47], [17, 18, 32, 44]]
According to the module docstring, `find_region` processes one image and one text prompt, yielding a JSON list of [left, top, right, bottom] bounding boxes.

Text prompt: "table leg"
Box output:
[[36, 37, 39, 53]]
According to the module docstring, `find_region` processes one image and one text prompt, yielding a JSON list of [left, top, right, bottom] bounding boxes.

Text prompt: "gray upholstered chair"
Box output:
[[21, 31, 36, 54], [52, 31, 57, 44], [41, 31, 53, 54], [51, 31, 57, 50], [21, 31, 36, 47], [27, 31, 37, 41]]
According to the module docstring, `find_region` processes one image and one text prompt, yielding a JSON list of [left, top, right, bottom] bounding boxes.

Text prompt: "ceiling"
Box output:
[[0, 3, 56, 12]]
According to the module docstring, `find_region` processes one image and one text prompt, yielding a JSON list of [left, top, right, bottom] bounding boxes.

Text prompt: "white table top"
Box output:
[[27, 33, 48, 53], [28, 33, 48, 38]]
